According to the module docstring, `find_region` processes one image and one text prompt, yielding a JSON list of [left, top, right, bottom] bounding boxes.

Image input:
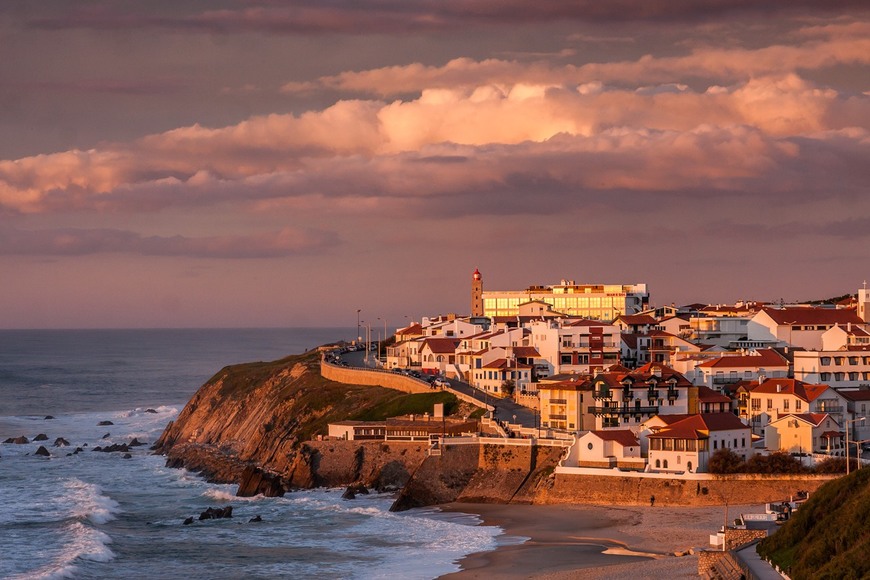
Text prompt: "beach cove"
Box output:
[[440, 502, 763, 579]]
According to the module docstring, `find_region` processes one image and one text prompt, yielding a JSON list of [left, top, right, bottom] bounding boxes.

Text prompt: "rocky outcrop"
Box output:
[[153, 351, 436, 496], [389, 443, 563, 512]]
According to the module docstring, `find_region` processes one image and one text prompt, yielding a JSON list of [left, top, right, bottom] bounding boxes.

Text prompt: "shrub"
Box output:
[[708, 448, 744, 473]]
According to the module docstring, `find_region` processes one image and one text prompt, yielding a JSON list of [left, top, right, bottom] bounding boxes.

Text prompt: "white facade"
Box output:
[[793, 350, 870, 389]]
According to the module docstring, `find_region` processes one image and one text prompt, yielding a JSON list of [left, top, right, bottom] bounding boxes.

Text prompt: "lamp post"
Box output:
[[357, 309, 362, 345], [378, 317, 387, 367], [846, 416, 866, 475]]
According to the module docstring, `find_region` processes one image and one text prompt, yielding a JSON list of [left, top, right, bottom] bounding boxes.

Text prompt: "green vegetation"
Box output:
[[350, 391, 458, 421], [757, 467, 870, 579], [708, 449, 856, 474], [204, 350, 461, 443], [804, 293, 856, 305]]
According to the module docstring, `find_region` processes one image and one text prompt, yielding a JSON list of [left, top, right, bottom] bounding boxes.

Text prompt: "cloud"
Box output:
[[1, 71, 866, 219], [0, 226, 339, 258], [282, 28, 870, 97], [24, 1, 869, 35]]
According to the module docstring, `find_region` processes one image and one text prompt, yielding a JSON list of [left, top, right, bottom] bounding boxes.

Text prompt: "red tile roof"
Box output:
[[422, 338, 460, 354], [590, 429, 639, 447], [481, 358, 533, 370], [697, 385, 732, 403], [616, 314, 657, 325], [695, 349, 788, 369], [512, 346, 541, 357], [839, 390, 870, 402], [773, 412, 831, 428], [648, 413, 747, 439], [759, 307, 864, 326], [750, 378, 830, 402]]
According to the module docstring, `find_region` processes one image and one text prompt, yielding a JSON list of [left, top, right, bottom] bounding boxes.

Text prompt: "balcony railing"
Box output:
[[589, 405, 659, 416], [713, 377, 741, 385], [817, 405, 843, 413], [549, 414, 568, 420], [549, 398, 567, 405], [593, 390, 611, 400]]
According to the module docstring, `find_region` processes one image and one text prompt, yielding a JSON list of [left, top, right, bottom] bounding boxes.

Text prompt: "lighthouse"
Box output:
[[471, 269, 483, 317]]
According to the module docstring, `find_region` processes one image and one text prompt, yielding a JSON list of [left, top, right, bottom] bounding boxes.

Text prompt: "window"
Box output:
[[796, 400, 802, 411], [784, 399, 790, 411], [714, 440, 718, 450], [663, 459, 668, 469], [767, 398, 773, 410], [588, 442, 594, 450], [687, 461, 693, 472], [850, 372, 859, 381], [820, 372, 831, 381], [835, 372, 844, 381], [655, 459, 661, 468], [821, 357, 831, 366], [741, 437, 745, 447]]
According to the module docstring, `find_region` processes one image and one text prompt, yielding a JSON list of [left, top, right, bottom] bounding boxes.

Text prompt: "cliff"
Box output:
[[756, 466, 870, 579], [153, 350, 448, 494]]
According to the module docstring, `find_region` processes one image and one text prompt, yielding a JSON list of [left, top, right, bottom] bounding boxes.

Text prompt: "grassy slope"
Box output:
[[202, 350, 459, 443], [756, 467, 870, 579]]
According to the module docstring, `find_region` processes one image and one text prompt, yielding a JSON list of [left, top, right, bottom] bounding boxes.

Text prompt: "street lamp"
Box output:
[[357, 309, 362, 345], [846, 416, 866, 475]]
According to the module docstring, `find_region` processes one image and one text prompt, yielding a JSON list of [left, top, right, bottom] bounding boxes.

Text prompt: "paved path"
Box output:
[[735, 542, 786, 580], [340, 350, 538, 428]]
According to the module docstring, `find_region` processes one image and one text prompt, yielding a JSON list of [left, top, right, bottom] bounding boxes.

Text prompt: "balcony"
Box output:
[[666, 389, 679, 401], [589, 405, 659, 416], [713, 377, 741, 385], [593, 389, 612, 400], [817, 405, 843, 414], [549, 398, 568, 405], [549, 414, 568, 420]]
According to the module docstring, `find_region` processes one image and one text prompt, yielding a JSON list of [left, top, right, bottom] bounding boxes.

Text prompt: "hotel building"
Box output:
[[473, 271, 649, 320]]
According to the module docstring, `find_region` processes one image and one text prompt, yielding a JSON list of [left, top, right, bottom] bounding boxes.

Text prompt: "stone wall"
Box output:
[[288, 439, 428, 489], [539, 472, 833, 507], [320, 360, 432, 394]]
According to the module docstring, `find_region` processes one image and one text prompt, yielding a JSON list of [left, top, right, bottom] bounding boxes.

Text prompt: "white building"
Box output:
[[746, 307, 867, 350], [647, 413, 752, 473]]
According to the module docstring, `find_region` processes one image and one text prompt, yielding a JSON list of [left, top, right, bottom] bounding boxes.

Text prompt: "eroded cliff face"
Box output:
[[152, 351, 429, 494]]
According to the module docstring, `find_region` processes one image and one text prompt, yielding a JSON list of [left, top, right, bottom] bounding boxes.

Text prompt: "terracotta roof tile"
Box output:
[[590, 429, 639, 447]]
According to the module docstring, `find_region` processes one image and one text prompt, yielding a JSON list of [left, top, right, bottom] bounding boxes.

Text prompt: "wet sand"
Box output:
[[440, 502, 765, 579]]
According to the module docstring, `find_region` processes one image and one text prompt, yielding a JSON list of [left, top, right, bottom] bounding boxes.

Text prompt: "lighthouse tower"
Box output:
[[471, 269, 484, 317]]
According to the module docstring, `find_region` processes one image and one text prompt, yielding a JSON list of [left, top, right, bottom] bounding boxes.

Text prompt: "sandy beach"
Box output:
[[439, 502, 766, 579]]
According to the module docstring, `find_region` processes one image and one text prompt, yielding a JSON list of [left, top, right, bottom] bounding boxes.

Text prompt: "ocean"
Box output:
[[0, 329, 504, 579]]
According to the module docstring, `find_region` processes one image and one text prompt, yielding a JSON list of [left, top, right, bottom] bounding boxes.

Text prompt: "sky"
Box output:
[[1, 1, 868, 329]]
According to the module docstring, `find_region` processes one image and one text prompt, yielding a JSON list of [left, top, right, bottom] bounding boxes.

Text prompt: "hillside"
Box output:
[[153, 350, 460, 494], [756, 467, 870, 579]]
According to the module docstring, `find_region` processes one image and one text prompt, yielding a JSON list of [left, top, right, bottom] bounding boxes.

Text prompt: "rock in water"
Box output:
[[128, 438, 146, 447], [44, 415, 54, 420], [33, 433, 49, 441], [35, 446, 50, 457], [102, 433, 111, 439], [5, 436, 30, 444], [123, 453, 133, 459], [183, 517, 194, 525], [98, 420, 114, 426], [342, 483, 370, 500], [199, 506, 233, 520], [145, 409, 158, 414], [236, 465, 285, 498], [249, 515, 262, 523], [54, 437, 70, 447]]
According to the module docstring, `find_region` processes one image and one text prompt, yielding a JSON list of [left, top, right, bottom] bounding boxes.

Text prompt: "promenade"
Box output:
[[343, 350, 538, 428]]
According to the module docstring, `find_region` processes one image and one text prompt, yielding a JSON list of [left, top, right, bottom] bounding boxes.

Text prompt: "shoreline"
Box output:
[[438, 502, 765, 579]]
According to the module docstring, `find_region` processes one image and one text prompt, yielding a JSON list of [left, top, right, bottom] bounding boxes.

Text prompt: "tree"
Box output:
[[501, 379, 516, 398], [707, 448, 744, 474]]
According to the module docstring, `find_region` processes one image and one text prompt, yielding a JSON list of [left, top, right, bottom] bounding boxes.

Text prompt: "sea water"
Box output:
[[0, 329, 502, 579]]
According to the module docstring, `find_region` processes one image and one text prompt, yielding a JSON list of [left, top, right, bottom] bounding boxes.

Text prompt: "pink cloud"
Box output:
[[0, 226, 338, 258]]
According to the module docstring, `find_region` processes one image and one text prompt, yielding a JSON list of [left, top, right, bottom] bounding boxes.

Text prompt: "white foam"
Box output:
[[66, 478, 121, 525], [6, 521, 115, 580]]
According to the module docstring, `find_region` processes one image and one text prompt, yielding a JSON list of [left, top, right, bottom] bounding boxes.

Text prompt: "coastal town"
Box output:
[[325, 270, 870, 479]]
